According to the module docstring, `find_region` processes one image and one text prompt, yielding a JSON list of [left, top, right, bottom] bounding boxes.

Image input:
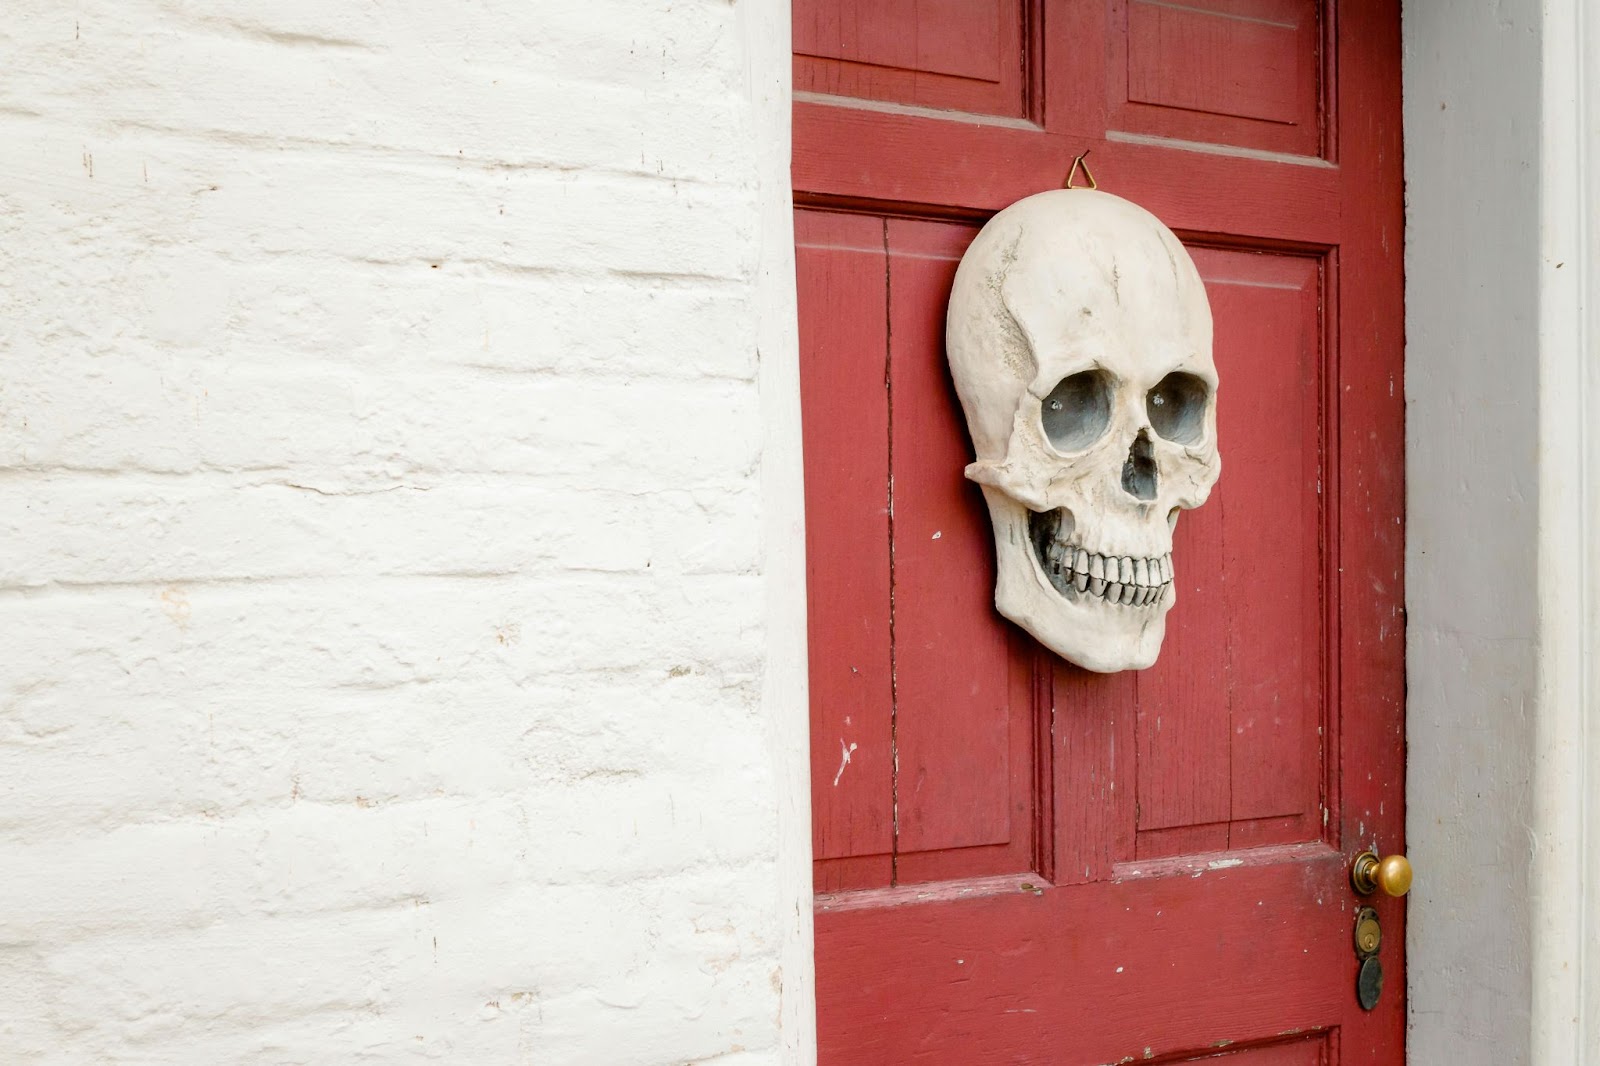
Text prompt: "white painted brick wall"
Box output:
[[0, 1, 812, 1062]]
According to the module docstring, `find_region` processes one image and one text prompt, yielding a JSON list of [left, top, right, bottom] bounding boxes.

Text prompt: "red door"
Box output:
[[794, 4, 1405, 1063]]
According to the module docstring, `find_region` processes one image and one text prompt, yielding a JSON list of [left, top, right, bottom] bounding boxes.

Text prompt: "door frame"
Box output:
[[753, 2, 1600, 1062], [1404, 1, 1600, 1061]]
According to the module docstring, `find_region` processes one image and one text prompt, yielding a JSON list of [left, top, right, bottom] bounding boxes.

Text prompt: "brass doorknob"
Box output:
[[1351, 851, 1412, 897]]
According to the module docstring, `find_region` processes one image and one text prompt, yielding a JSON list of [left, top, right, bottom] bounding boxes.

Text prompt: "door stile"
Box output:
[[1331, 3, 1407, 1059]]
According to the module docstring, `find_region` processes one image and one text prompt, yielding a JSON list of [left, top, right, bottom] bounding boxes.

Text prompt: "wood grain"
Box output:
[[796, 210, 895, 891]]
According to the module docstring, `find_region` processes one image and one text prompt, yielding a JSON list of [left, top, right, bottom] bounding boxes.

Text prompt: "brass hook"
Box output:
[[1065, 151, 1098, 190]]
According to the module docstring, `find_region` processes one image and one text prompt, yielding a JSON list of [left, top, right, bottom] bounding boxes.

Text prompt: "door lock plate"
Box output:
[[1353, 906, 1385, 1010], [1354, 907, 1382, 957]]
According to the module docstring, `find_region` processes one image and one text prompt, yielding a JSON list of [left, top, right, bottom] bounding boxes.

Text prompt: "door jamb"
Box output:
[[1404, 0, 1600, 1059]]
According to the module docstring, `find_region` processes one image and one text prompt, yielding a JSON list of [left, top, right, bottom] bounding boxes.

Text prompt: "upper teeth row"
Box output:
[[1043, 543, 1172, 588]]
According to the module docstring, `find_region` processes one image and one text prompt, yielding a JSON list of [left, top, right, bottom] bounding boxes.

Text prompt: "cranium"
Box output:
[[946, 188, 1220, 672]]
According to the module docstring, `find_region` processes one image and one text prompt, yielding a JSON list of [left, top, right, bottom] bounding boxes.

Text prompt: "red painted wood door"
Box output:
[[793, 4, 1405, 1063]]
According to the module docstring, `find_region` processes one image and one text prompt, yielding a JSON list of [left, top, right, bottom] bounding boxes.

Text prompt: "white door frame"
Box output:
[[1404, 0, 1600, 1060]]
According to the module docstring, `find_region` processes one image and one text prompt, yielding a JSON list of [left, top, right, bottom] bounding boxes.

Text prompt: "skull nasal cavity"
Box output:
[[1121, 430, 1158, 501]]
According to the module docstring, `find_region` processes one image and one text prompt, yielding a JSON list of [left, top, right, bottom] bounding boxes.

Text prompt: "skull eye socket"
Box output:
[[1041, 369, 1113, 453], [1146, 371, 1210, 445]]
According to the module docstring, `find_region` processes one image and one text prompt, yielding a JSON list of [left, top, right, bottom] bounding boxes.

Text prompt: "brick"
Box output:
[[0, 0, 799, 1058], [1, 362, 763, 485]]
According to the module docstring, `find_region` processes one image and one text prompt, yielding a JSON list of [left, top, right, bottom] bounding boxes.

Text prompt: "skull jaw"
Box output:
[[980, 488, 1172, 673]]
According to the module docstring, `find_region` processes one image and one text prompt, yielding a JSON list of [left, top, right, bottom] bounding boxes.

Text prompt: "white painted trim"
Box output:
[[740, 1, 817, 1062], [1404, 1, 1542, 1061], [1532, 0, 1600, 1058], [1407, 1, 1600, 1060]]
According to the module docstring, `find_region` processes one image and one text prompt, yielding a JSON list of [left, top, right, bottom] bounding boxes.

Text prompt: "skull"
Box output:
[[946, 188, 1220, 672]]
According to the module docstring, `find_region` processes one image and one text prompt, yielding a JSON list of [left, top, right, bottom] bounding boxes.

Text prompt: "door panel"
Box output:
[[794, 0, 1035, 118], [799, 212, 1044, 894], [796, 3, 1405, 1062], [1112, 0, 1325, 156], [796, 210, 895, 886], [1134, 248, 1326, 859], [886, 219, 1012, 858]]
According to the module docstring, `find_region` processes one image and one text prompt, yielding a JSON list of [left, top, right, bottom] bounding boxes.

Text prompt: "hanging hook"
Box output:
[[1065, 150, 1098, 190]]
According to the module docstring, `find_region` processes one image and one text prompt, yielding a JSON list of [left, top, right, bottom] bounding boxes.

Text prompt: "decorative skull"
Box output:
[[946, 188, 1220, 672]]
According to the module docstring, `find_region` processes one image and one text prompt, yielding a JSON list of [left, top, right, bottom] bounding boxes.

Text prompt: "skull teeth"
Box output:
[[1026, 508, 1172, 609], [1073, 551, 1170, 608], [1039, 541, 1173, 609]]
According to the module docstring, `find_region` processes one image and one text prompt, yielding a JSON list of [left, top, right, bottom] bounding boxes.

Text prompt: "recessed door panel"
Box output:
[[1111, 0, 1327, 158], [794, 0, 1036, 119], [1134, 248, 1326, 859]]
